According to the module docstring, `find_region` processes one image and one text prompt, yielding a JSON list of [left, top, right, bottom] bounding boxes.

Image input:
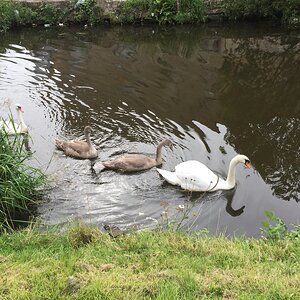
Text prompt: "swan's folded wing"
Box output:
[[175, 160, 218, 192], [55, 138, 66, 150], [102, 154, 153, 172], [57, 140, 89, 153], [156, 168, 180, 185], [68, 140, 90, 153], [64, 147, 86, 158]]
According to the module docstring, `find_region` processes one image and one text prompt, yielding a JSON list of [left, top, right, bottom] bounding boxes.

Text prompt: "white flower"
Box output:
[[138, 212, 145, 216], [178, 205, 185, 209]]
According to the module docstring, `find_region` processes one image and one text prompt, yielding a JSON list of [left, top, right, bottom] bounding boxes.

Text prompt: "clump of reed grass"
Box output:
[[67, 221, 103, 248], [0, 128, 46, 227]]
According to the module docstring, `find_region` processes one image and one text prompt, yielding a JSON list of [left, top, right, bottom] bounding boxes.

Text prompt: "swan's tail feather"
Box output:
[[156, 168, 179, 185]]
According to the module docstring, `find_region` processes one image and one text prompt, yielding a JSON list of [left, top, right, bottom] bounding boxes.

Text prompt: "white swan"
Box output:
[[0, 104, 28, 135], [156, 154, 251, 192]]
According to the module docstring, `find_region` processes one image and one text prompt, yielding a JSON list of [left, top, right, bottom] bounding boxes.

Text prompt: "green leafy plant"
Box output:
[[72, 0, 103, 25], [17, 5, 38, 26], [174, 0, 206, 24], [117, 0, 205, 25], [0, 0, 104, 31], [223, 0, 300, 25], [116, 0, 151, 23], [151, 0, 177, 24], [35, 3, 63, 24], [261, 210, 300, 240], [0, 0, 18, 31]]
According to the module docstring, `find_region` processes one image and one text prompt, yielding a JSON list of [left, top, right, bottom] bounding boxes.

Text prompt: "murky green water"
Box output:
[[0, 24, 299, 236]]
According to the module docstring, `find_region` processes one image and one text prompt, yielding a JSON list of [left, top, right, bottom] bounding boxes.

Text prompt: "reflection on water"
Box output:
[[227, 117, 299, 201], [0, 25, 299, 237]]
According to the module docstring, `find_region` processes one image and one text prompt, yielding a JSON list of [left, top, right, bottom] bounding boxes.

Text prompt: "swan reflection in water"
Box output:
[[186, 189, 245, 218]]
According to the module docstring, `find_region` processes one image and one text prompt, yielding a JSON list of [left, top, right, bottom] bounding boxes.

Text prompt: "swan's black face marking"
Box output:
[[16, 105, 24, 112], [245, 159, 251, 169]]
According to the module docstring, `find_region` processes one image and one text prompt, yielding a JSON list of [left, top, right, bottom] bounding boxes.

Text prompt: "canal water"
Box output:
[[0, 24, 299, 236]]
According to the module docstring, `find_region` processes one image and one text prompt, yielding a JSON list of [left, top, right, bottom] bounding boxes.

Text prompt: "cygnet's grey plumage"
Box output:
[[55, 126, 98, 159], [101, 139, 173, 172]]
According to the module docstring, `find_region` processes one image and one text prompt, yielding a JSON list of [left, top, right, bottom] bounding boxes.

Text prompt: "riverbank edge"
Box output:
[[2, 0, 300, 33], [1, 223, 300, 299], [15, 0, 225, 23]]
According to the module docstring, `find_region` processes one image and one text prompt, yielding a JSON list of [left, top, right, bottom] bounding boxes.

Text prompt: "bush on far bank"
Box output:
[[1, 0, 299, 32]]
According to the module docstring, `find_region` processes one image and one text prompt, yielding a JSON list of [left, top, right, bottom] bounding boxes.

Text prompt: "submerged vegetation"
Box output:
[[0, 221, 300, 299], [0, 0, 299, 32], [0, 129, 46, 227]]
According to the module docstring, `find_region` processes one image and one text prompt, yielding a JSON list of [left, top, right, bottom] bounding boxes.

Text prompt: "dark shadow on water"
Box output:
[[23, 134, 32, 153], [223, 189, 245, 217], [3, 207, 36, 231]]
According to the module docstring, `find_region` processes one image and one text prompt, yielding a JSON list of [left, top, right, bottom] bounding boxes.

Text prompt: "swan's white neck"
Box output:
[[225, 156, 240, 189], [16, 109, 27, 130]]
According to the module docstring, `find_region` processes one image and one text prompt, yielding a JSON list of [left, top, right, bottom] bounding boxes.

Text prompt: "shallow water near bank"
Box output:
[[0, 24, 299, 237]]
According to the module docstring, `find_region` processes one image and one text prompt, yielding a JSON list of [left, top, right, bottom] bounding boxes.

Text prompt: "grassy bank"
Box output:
[[0, 0, 103, 32], [0, 0, 207, 31], [1, 0, 299, 32], [223, 0, 300, 25], [0, 223, 300, 299], [0, 129, 46, 227]]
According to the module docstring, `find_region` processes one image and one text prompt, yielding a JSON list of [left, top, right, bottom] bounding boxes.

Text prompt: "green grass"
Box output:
[[0, 223, 299, 299], [0, 129, 46, 227]]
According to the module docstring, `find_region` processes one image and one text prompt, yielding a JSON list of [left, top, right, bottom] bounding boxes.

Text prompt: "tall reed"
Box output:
[[0, 127, 46, 227]]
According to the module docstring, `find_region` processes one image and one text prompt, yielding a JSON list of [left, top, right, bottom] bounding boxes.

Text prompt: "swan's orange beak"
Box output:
[[245, 161, 251, 169]]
